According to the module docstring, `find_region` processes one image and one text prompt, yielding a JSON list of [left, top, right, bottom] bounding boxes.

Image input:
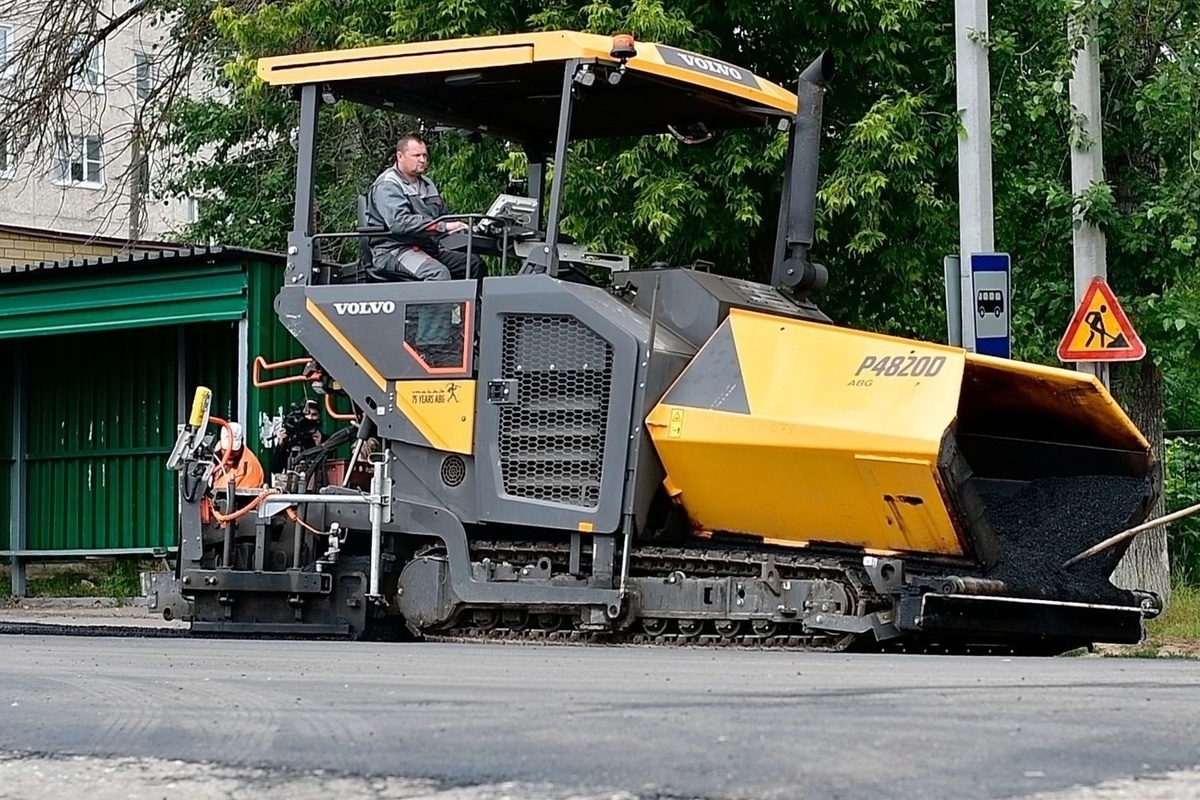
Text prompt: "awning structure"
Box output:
[[0, 246, 296, 597], [0, 247, 273, 338]]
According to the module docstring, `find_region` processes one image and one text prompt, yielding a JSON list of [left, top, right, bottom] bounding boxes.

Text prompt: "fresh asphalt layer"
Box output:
[[0, 635, 1198, 799]]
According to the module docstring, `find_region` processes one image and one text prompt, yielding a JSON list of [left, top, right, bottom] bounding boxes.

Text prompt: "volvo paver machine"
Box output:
[[148, 31, 1161, 653]]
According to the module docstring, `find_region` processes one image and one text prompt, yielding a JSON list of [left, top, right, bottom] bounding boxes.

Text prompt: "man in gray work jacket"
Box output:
[[364, 134, 485, 280]]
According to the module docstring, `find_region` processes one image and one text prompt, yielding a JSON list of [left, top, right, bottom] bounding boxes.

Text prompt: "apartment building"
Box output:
[[0, 4, 196, 260]]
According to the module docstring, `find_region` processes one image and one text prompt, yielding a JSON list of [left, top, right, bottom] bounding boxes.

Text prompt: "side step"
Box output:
[[897, 593, 1148, 645]]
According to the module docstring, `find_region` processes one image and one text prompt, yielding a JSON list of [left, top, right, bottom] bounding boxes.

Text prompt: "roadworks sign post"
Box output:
[[1057, 276, 1146, 362]]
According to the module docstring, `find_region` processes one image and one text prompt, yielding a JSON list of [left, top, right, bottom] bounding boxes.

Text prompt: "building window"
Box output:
[[54, 136, 103, 186], [186, 197, 200, 224], [135, 52, 154, 101], [0, 135, 12, 177], [70, 36, 104, 92], [0, 24, 13, 74]]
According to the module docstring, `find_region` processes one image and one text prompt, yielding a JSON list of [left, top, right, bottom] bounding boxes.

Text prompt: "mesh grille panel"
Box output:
[[498, 315, 613, 508]]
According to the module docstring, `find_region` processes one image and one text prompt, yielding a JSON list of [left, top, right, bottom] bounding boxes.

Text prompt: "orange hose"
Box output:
[[205, 488, 332, 537], [325, 393, 358, 421], [206, 488, 280, 526], [285, 507, 331, 536], [252, 356, 315, 388]]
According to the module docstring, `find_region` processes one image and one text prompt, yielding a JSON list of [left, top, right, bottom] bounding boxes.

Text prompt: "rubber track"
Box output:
[[420, 539, 883, 651]]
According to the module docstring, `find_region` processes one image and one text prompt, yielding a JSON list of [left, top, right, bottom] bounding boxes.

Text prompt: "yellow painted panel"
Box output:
[[395, 379, 476, 455], [257, 31, 797, 115], [630, 42, 797, 114], [855, 456, 963, 555], [260, 46, 534, 85], [962, 353, 1149, 452], [646, 310, 966, 556], [647, 406, 961, 553], [728, 309, 964, 449], [648, 308, 1151, 560], [258, 32, 588, 80]]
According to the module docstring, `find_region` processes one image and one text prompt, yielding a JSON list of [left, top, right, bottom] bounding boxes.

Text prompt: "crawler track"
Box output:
[[416, 539, 886, 651]]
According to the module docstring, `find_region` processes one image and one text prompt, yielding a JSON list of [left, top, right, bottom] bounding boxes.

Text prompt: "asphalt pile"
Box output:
[[976, 475, 1149, 604]]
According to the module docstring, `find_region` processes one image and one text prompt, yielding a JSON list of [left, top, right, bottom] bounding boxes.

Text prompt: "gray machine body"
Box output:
[[276, 269, 822, 538]]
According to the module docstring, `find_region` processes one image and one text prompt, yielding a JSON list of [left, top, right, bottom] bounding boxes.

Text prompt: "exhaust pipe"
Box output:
[[771, 50, 834, 296]]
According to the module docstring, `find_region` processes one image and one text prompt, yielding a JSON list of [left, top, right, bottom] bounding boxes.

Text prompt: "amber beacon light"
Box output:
[[610, 34, 637, 61]]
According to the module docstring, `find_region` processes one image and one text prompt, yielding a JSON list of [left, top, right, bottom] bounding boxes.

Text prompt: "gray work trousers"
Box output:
[[376, 246, 484, 281]]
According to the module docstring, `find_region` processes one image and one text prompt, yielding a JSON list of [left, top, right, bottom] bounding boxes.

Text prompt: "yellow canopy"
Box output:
[[257, 31, 799, 141]]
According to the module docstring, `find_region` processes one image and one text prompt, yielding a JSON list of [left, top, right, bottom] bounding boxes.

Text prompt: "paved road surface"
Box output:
[[1, 634, 1198, 799]]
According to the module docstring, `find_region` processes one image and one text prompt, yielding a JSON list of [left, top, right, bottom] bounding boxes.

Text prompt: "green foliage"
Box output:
[[1164, 437, 1200, 584], [1147, 585, 1200, 641]]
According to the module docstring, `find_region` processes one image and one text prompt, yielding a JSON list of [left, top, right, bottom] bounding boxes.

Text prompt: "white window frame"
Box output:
[[53, 135, 104, 188], [70, 36, 105, 93]]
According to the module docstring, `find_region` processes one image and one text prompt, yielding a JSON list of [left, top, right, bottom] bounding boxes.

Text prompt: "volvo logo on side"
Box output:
[[333, 300, 396, 316]]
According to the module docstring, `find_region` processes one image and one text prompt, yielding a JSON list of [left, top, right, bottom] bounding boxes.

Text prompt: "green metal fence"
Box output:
[[246, 261, 311, 456], [24, 328, 182, 551]]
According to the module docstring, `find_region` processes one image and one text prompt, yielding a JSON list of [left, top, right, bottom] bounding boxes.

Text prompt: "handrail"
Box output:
[[325, 393, 358, 421], [312, 226, 387, 241], [252, 356, 313, 388], [313, 213, 522, 275]]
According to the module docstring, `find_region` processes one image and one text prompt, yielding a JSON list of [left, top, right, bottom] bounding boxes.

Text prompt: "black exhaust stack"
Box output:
[[771, 51, 834, 296]]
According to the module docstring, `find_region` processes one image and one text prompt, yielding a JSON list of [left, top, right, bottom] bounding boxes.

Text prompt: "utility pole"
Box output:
[[1068, 8, 1109, 388], [954, 0, 996, 352], [1067, 9, 1170, 604]]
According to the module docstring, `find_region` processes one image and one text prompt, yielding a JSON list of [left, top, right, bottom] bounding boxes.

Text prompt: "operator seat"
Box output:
[[339, 194, 420, 284]]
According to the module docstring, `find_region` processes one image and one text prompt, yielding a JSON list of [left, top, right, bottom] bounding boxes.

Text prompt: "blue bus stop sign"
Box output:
[[970, 253, 1011, 358]]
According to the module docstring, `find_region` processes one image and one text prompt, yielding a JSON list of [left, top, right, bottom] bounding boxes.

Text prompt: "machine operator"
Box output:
[[364, 134, 486, 281]]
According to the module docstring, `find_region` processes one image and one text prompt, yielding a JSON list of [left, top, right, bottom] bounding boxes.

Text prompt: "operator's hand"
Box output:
[[313, 430, 324, 446], [275, 430, 288, 445], [443, 220, 469, 234]]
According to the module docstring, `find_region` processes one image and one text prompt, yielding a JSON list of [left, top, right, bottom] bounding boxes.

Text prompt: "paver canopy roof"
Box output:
[[257, 30, 799, 141]]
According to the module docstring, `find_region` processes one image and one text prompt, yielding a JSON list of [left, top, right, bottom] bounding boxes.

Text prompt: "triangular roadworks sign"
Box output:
[[1057, 276, 1146, 362]]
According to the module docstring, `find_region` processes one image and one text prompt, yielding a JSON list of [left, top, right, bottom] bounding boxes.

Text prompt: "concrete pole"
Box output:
[[1068, 10, 1110, 388], [955, 0, 996, 353]]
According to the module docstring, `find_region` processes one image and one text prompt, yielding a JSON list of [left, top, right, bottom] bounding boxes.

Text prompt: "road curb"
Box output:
[[3, 596, 133, 609]]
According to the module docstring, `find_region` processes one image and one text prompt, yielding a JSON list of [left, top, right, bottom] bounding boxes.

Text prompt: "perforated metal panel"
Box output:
[[498, 315, 613, 508]]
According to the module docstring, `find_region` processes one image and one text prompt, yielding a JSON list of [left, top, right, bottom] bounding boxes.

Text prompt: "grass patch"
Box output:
[[1095, 585, 1200, 658], [0, 559, 147, 601], [1147, 585, 1200, 641]]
